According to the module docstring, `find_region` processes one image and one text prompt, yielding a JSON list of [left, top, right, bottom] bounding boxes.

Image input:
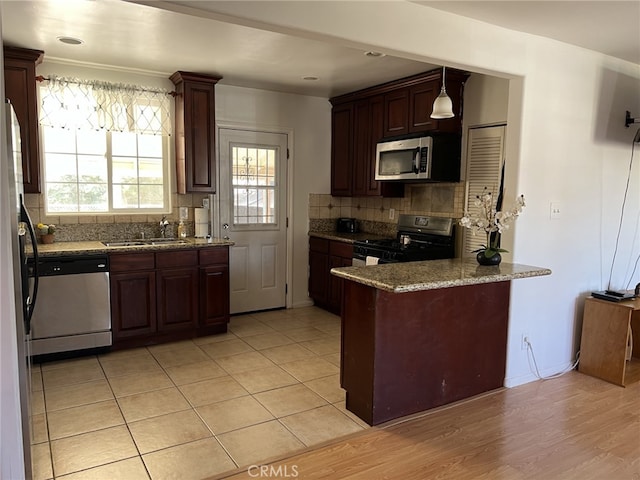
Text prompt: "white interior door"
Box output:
[[218, 129, 288, 314]]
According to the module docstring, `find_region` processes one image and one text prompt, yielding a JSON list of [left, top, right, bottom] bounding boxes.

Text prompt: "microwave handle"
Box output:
[[413, 147, 420, 173]]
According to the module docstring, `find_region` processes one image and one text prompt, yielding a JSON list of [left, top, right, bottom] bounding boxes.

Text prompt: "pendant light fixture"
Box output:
[[431, 66, 454, 119]]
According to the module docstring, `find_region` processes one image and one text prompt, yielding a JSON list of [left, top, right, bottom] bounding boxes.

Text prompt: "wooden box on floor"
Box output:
[[579, 296, 640, 386]]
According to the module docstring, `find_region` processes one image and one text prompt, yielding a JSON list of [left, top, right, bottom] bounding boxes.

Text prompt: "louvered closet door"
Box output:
[[463, 125, 506, 256]]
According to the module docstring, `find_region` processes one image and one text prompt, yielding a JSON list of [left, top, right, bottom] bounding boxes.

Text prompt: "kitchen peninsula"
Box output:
[[331, 258, 551, 425]]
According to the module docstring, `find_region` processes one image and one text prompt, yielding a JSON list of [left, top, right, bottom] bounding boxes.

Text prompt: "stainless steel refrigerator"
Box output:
[[4, 99, 40, 478]]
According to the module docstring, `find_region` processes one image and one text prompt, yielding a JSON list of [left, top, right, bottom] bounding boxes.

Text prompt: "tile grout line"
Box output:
[[38, 308, 349, 478]]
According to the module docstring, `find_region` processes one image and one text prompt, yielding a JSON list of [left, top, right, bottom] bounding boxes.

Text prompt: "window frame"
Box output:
[[41, 126, 171, 216], [230, 143, 279, 228]]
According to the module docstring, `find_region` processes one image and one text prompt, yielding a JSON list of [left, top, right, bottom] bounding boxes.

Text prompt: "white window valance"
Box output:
[[39, 75, 171, 136]]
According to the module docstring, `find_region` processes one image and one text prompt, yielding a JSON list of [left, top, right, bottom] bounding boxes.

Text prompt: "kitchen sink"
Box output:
[[102, 239, 188, 247], [102, 241, 146, 247]]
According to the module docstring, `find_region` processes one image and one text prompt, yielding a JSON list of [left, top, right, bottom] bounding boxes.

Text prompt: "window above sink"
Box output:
[[39, 76, 172, 216]]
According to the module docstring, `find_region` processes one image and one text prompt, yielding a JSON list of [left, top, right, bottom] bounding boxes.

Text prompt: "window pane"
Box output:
[[138, 133, 162, 157], [45, 153, 77, 182], [112, 184, 139, 209], [139, 185, 164, 208], [112, 131, 137, 156], [42, 127, 75, 154], [231, 145, 277, 225], [46, 183, 78, 212], [42, 116, 168, 213], [78, 155, 107, 183], [78, 184, 108, 212], [113, 157, 138, 184], [76, 130, 106, 155], [139, 158, 163, 184]]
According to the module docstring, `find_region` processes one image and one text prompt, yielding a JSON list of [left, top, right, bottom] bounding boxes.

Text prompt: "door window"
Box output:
[[231, 145, 278, 225]]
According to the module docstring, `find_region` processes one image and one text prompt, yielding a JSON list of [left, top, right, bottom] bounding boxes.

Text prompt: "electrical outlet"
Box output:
[[550, 202, 561, 219], [202, 198, 210, 209], [389, 208, 395, 220], [179, 207, 188, 220], [521, 333, 530, 350]]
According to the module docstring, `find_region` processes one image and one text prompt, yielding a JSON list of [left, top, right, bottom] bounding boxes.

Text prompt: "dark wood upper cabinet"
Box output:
[[383, 89, 409, 137], [4, 46, 44, 193], [408, 81, 439, 133], [170, 71, 221, 194], [329, 68, 469, 197], [354, 96, 403, 197], [330, 103, 353, 196], [352, 99, 371, 197]]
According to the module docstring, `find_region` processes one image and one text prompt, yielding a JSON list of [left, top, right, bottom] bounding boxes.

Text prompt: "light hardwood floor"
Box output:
[[215, 371, 640, 479]]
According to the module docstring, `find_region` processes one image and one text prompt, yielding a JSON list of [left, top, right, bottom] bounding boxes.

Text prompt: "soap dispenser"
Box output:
[[177, 220, 186, 238]]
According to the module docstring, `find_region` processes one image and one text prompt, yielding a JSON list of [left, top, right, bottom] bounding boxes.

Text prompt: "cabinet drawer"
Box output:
[[110, 253, 155, 272], [310, 237, 329, 253], [199, 247, 229, 265], [329, 241, 353, 259], [156, 249, 198, 269]]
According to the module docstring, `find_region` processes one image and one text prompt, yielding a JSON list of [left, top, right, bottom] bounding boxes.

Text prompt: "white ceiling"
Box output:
[[422, 1, 640, 65], [2, 1, 638, 98]]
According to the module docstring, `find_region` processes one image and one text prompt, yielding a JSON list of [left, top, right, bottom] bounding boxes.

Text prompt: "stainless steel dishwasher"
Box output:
[[28, 254, 111, 356]]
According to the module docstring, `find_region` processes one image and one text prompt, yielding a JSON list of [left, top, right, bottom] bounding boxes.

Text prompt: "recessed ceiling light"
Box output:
[[302, 76, 319, 81], [364, 51, 385, 58], [57, 36, 84, 46]]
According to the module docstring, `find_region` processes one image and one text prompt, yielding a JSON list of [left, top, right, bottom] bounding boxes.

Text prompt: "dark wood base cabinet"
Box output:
[[308, 237, 353, 315], [341, 279, 510, 426], [156, 250, 199, 333], [110, 247, 229, 349], [199, 248, 230, 335]]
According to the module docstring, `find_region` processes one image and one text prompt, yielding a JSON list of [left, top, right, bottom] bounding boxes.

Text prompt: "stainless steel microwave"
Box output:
[[375, 136, 432, 181]]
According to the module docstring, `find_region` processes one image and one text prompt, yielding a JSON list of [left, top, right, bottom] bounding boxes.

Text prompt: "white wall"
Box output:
[[463, 74, 510, 128], [215, 84, 331, 307], [186, 1, 640, 386]]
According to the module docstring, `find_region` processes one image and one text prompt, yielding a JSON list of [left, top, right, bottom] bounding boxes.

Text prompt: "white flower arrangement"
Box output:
[[459, 188, 525, 258]]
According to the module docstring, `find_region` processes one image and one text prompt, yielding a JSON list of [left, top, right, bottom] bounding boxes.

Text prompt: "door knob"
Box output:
[[222, 223, 229, 229]]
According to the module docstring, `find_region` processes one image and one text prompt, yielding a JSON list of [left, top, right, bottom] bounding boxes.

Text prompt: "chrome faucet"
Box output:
[[159, 216, 169, 238]]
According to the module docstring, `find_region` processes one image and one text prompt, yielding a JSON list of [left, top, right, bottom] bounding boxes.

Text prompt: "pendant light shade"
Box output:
[[431, 66, 455, 119]]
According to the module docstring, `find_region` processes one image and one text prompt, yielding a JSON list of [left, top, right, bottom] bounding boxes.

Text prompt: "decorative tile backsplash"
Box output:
[[308, 183, 465, 234], [24, 192, 208, 242]]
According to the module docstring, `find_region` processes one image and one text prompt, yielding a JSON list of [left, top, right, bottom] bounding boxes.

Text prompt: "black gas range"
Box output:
[[353, 215, 456, 264]]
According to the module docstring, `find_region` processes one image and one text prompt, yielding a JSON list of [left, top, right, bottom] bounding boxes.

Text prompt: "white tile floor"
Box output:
[[30, 307, 369, 480]]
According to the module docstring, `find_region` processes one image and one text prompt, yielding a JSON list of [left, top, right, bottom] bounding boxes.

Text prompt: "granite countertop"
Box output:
[[33, 237, 234, 257], [331, 258, 552, 293], [308, 231, 394, 243]]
